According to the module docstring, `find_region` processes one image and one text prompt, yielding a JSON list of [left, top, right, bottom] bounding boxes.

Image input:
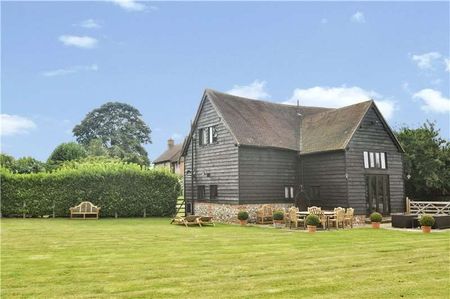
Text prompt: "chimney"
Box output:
[[167, 138, 174, 149]]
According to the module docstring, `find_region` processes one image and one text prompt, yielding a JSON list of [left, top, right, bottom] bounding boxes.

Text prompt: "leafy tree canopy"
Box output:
[[0, 153, 15, 170], [73, 102, 151, 166], [47, 142, 87, 167], [12, 157, 46, 174], [0, 154, 45, 174], [396, 121, 450, 199]]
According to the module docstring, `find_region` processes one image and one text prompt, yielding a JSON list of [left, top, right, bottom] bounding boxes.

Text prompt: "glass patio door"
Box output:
[[366, 175, 390, 215]]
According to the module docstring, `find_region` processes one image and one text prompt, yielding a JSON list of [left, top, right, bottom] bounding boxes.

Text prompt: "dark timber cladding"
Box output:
[[346, 107, 404, 214], [300, 151, 348, 209], [182, 88, 405, 215], [184, 97, 239, 203], [239, 146, 297, 204]]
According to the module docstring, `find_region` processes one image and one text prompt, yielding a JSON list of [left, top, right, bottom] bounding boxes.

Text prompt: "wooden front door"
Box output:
[[366, 175, 390, 215]]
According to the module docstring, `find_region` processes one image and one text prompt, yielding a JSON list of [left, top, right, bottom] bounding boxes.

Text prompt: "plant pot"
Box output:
[[239, 220, 247, 226], [307, 225, 317, 233], [422, 226, 431, 233], [372, 222, 380, 229]]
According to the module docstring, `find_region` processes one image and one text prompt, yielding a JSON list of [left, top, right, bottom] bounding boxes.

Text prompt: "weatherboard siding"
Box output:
[[238, 146, 298, 204], [184, 97, 239, 203], [346, 107, 404, 215], [299, 151, 348, 209]]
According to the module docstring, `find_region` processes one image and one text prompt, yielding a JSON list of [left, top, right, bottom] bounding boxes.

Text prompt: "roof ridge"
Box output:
[[205, 88, 334, 111], [302, 99, 373, 119]]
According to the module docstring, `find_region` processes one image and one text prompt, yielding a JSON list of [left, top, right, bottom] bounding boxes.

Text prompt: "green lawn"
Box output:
[[1, 219, 449, 298]]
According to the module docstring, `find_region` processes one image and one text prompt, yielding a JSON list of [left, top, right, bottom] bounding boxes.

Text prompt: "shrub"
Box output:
[[237, 211, 249, 221], [306, 214, 321, 226], [273, 210, 284, 221], [370, 212, 382, 223], [1, 161, 181, 218], [419, 214, 435, 227], [47, 142, 87, 169]]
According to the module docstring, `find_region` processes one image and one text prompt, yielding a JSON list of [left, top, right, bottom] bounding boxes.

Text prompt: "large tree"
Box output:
[[396, 121, 450, 200], [47, 142, 87, 168], [73, 102, 151, 166]]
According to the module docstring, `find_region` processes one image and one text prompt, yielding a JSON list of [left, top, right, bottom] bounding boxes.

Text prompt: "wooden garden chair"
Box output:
[[344, 208, 354, 228], [329, 207, 345, 229], [289, 207, 306, 229], [256, 205, 273, 224]]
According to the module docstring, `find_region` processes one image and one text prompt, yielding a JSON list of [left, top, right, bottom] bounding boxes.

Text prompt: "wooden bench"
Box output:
[[70, 201, 100, 219]]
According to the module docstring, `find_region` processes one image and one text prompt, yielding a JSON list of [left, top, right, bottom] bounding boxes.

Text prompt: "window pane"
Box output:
[[210, 185, 218, 200], [369, 152, 375, 168], [204, 128, 210, 144], [197, 186, 205, 199], [290, 187, 294, 199], [212, 126, 218, 143], [209, 127, 213, 144], [198, 129, 203, 145], [363, 151, 369, 168], [381, 153, 386, 169], [284, 187, 289, 199], [375, 152, 381, 168]]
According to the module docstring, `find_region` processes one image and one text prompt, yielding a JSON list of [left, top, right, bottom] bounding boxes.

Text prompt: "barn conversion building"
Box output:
[[181, 89, 405, 222]]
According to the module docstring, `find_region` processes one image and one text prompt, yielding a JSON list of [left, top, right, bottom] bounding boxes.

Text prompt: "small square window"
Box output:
[[285, 186, 294, 199], [197, 185, 205, 200], [210, 185, 218, 200]]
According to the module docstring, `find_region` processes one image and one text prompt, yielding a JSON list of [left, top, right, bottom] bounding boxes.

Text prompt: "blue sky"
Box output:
[[2, 1, 449, 162]]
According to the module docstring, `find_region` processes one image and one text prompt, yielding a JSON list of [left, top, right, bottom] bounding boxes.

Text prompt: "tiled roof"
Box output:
[[154, 143, 183, 164]]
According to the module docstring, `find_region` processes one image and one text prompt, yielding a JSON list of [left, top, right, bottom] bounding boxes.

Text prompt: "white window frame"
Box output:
[[369, 152, 375, 168], [380, 152, 386, 169], [363, 151, 369, 168], [375, 152, 381, 168]]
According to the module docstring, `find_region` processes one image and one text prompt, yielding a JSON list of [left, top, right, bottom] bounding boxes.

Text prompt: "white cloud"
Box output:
[[286, 86, 395, 120], [42, 64, 98, 77], [227, 80, 270, 100], [78, 19, 101, 29], [411, 52, 442, 70], [351, 11, 366, 23], [59, 35, 98, 49], [445, 58, 450, 72], [111, 0, 156, 12], [413, 89, 450, 113], [0, 114, 36, 136]]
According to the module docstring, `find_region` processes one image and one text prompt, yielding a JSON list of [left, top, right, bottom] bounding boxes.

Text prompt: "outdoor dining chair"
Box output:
[[344, 208, 354, 228], [329, 208, 345, 229], [289, 207, 306, 229]]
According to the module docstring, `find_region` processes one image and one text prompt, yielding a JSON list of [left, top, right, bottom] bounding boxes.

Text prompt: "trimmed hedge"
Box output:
[[1, 162, 181, 218]]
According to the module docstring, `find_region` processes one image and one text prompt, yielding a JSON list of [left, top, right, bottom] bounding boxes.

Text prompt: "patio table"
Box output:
[[297, 211, 336, 229]]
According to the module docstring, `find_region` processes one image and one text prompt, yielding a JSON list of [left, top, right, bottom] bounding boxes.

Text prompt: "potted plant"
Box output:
[[370, 212, 382, 229], [273, 210, 284, 228], [419, 214, 435, 233], [306, 214, 321, 233], [237, 210, 249, 226]]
